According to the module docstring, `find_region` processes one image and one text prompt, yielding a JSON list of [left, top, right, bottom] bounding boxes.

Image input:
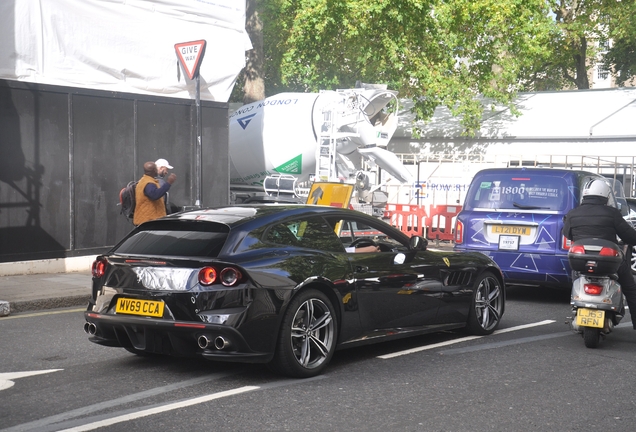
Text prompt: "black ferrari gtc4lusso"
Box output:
[[84, 204, 505, 377]]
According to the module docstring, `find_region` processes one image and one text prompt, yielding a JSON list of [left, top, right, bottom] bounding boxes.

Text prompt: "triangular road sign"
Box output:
[[174, 40, 207, 80]]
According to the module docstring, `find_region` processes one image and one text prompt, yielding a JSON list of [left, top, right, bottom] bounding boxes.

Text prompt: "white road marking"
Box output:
[[59, 386, 260, 432], [0, 369, 63, 391], [491, 319, 556, 334], [378, 336, 483, 359], [440, 332, 571, 355], [377, 320, 556, 359], [46, 376, 325, 431], [0, 308, 84, 320], [0, 373, 235, 432]]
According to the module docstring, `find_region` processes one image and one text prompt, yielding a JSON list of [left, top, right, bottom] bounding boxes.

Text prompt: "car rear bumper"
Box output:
[[455, 247, 571, 287], [84, 311, 273, 363]]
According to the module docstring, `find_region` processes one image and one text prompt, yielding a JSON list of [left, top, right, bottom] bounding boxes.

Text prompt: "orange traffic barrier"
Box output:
[[384, 204, 428, 237], [426, 205, 462, 241]]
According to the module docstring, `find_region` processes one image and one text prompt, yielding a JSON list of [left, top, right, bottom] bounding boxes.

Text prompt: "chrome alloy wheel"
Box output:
[[472, 274, 504, 333], [290, 298, 335, 369]]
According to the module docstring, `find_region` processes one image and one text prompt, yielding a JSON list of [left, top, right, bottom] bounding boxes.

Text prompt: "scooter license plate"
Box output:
[[575, 308, 605, 328]]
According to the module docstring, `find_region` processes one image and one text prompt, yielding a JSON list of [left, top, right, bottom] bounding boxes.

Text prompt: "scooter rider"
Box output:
[[563, 178, 636, 329]]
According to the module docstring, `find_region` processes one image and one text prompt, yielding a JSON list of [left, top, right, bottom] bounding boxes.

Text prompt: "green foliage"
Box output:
[[508, 0, 636, 90], [603, 0, 636, 86], [261, 0, 554, 136], [605, 39, 636, 86], [258, 0, 635, 136]]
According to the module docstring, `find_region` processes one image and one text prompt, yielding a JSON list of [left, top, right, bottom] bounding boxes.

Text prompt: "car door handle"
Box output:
[[355, 265, 368, 273]]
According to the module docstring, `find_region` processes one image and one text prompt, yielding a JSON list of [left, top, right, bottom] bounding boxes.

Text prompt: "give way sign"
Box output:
[[174, 40, 207, 80]]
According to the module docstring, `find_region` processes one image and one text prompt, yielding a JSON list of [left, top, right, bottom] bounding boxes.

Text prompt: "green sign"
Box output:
[[274, 154, 302, 174]]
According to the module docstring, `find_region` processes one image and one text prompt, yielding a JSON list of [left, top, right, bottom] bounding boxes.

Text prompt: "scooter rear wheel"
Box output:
[[583, 327, 601, 348]]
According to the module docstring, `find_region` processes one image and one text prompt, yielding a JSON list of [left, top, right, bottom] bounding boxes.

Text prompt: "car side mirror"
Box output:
[[409, 235, 428, 251]]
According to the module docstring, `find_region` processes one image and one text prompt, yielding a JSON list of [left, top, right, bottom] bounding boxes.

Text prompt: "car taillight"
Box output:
[[599, 247, 618, 257], [198, 266, 243, 287], [91, 258, 107, 278], [562, 236, 571, 250], [569, 245, 586, 254], [454, 220, 464, 244], [199, 267, 217, 286], [584, 283, 604, 295], [220, 268, 242, 286]]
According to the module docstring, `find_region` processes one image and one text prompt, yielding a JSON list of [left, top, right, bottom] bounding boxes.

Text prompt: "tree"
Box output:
[[526, 0, 620, 90], [543, 0, 603, 89], [243, 0, 266, 103], [248, 0, 635, 135], [230, 0, 266, 104], [603, 0, 636, 86], [480, 0, 636, 91], [260, 0, 555, 135]]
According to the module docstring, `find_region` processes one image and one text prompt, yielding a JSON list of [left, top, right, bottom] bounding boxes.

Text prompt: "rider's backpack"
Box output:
[[119, 181, 138, 221]]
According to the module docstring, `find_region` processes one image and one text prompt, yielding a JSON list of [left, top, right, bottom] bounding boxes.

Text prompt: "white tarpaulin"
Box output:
[[0, 0, 251, 101]]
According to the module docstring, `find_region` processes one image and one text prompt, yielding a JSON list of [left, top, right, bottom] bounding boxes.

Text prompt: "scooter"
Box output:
[[567, 238, 625, 348]]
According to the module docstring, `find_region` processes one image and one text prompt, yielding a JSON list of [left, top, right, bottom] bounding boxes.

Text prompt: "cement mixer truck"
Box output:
[[228, 84, 413, 210]]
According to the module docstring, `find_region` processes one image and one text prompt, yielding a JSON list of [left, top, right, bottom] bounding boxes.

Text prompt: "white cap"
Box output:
[[155, 158, 173, 169]]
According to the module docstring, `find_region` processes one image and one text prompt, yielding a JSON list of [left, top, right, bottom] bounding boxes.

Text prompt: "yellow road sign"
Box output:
[[306, 182, 354, 208]]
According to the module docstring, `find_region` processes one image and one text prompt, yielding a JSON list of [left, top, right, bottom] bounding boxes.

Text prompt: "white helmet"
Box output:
[[583, 179, 611, 199]]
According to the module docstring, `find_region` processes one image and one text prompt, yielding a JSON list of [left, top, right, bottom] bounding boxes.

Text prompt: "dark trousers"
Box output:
[[617, 258, 636, 328]]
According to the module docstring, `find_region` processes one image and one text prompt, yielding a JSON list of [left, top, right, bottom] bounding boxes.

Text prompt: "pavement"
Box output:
[[0, 241, 456, 317], [0, 270, 93, 316]]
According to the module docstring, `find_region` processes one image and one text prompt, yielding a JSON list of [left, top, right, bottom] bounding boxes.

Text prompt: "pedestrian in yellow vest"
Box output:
[[133, 161, 176, 226]]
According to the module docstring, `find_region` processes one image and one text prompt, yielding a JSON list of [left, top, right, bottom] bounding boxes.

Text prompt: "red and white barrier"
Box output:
[[384, 203, 462, 241], [426, 205, 462, 241]]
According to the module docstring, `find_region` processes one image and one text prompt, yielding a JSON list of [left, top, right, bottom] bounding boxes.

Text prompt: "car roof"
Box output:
[[143, 204, 409, 241], [159, 204, 378, 229], [473, 167, 600, 176], [124, 204, 412, 257]]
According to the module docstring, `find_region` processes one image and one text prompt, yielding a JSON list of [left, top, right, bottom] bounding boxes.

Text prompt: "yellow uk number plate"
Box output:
[[491, 225, 531, 236], [575, 308, 605, 328], [115, 298, 164, 317]]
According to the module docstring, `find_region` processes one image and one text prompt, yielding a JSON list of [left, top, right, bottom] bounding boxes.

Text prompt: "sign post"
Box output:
[[175, 40, 206, 207]]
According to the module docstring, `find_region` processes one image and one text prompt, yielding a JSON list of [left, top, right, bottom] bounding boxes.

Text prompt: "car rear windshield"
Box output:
[[464, 173, 569, 211], [113, 222, 229, 258]]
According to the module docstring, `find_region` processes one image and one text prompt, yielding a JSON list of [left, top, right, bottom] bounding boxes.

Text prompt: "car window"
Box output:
[[464, 173, 569, 211], [265, 223, 300, 246], [114, 229, 227, 257], [339, 220, 387, 241], [325, 216, 407, 252], [265, 217, 344, 253]]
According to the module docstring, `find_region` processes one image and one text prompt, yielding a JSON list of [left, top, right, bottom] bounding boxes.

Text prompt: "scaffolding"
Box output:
[[387, 152, 636, 206]]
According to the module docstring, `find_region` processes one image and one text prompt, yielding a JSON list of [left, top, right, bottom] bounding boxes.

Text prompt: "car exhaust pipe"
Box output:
[[198, 335, 212, 349], [198, 335, 230, 350], [214, 336, 230, 350], [84, 322, 97, 335]]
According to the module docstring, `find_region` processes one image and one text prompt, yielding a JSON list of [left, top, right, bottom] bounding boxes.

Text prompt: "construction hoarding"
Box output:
[[0, 0, 250, 102]]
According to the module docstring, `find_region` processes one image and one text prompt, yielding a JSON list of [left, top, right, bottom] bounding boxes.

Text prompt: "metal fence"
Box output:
[[386, 153, 636, 206]]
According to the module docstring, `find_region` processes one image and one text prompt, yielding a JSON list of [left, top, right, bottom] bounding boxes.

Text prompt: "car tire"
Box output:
[[466, 272, 504, 335], [269, 289, 337, 378], [583, 327, 601, 348]]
